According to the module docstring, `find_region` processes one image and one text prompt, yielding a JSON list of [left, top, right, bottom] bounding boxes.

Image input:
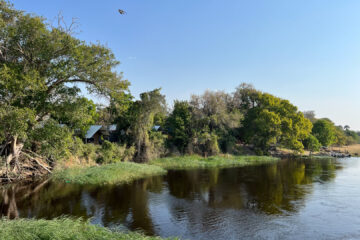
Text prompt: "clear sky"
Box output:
[[11, 0, 360, 130]]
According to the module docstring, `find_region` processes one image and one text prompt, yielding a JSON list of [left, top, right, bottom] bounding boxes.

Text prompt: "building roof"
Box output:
[[109, 124, 117, 131], [85, 125, 103, 139]]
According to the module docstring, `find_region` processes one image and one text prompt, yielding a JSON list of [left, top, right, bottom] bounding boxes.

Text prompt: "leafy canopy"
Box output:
[[0, 0, 130, 163]]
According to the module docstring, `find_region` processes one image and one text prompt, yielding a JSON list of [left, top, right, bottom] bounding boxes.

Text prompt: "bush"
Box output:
[[303, 134, 321, 153], [188, 131, 220, 157], [149, 131, 167, 159], [96, 140, 135, 164]]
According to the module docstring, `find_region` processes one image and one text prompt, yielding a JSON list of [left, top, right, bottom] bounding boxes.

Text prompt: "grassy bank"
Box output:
[[0, 218, 175, 240], [150, 155, 279, 170], [52, 162, 167, 185]]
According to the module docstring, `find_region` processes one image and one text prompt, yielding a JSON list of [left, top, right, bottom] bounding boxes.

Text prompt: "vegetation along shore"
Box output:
[[150, 155, 279, 170], [52, 162, 167, 185], [0, 218, 176, 240], [1, 0, 358, 184]]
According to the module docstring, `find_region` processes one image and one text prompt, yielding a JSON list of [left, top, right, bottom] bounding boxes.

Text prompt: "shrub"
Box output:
[[97, 140, 135, 164], [303, 134, 321, 153], [149, 131, 167, 159]]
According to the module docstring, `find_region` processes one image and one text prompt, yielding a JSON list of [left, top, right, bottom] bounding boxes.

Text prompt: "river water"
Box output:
[[1, 157, 360, 240]]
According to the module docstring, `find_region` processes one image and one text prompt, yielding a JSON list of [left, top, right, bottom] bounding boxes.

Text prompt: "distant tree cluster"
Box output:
[[161, 84, 312, 156], [302, 113, 360, 148], [108, 84, 314, 161]]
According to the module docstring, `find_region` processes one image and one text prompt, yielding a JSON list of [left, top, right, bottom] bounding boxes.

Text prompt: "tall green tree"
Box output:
[[119, 89, 166, 162], [240, 91, 312, 152], [312, 119, 336, 147], [0, 1, 130, 173], [303, 134, 321, 155], [52, 93, 98, 136], [189, 90, 242, 154], [165, 101, 192, 153]]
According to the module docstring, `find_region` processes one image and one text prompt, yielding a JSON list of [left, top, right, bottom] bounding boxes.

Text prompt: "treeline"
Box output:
[[100, 84, 359, 162], [303, 111, 360, 150], [0, 1, 359, 178]]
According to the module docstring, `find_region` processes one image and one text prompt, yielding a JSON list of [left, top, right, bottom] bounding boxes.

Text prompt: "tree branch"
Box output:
[[46, 78, 96, 94]]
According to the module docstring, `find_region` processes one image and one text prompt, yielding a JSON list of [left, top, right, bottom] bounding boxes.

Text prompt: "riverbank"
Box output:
[[149, 155, 279, 170], [52, 162, 167, 185], [51, 155, 279, 185], [331, 144, 360, 156], [0, 218, 175, 240]]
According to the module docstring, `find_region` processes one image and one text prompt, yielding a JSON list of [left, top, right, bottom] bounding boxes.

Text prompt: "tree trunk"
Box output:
[[5, 136, 23, 174]]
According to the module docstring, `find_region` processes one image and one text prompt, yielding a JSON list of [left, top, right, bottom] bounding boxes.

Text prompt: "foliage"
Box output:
[[240, 91, 312, 152], [52, 96, 98, 136], [28, 119, 75, 161], [333, 125, 347, 146], [150, 155, 279, 170], [97, 140, 135, 164], [0, 217, 175, 240], [185, 90, 242, 155], [303, 134, 321, 153], [52, 162, 166, 185], [312, 119, 336, 147], [0, 105, 35, 143], [0, 0, 130, 173], [117, 89, 166, 162], [165, 101, 192, 153], [242, 108, 281, 151], [303, 111, 359, 147], [149, 130, 167, 159], [344, 127, 360, 145], [303, 110, 316, 123], [189, 130, 220, 156], [70, 137, 98, 162]]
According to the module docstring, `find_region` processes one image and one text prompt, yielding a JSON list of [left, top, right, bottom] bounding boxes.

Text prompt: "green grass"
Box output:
[[52, 162, 167, 185], [150, 155, 279, 170], [0, 218, 176, 240]]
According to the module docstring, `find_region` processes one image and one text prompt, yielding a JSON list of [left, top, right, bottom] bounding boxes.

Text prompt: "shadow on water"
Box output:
[[0, 158, 343, 236]]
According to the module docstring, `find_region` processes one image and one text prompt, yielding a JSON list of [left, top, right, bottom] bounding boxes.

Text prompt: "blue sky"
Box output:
[[11, 0, 360, 130]]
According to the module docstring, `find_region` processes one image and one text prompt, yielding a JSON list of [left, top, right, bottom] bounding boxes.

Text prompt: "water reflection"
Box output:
[[0, 158, 343, 237]]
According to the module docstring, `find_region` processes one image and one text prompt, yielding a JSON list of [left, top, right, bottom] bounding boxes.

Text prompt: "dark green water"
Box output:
[[1, 158, 360, 240]]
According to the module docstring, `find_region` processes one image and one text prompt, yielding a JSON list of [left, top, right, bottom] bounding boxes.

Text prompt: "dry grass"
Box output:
[[276, 147, 315, 156], [331, 144, 360, 156]]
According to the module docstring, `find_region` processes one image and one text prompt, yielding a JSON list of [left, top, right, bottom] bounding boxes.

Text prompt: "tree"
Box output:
[[189, 90, 242, 154], [240, 91, 312, 152], [0, 1, 130, 175], [120, 89, 166, 162], [303, 111, 316, 123], [312, 119, 336, 147], [303, 134, 321, 155], [242, 108, 281, 151], [232, 83, 259, 111], [334, 126, 347, 146], [52, 94, 98, 136], [165, 101, 192, 153], [0, 106, 35, 173]]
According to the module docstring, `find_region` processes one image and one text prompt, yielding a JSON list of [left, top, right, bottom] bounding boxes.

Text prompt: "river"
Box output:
[[1, 157, 360, 240]]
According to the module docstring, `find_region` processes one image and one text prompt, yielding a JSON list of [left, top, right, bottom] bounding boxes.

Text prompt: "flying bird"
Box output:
[[118, 9, 127, 15]]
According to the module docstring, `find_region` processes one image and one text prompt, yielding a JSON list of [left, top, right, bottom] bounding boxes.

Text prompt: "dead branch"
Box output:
[[21, 152, 52, 173]]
